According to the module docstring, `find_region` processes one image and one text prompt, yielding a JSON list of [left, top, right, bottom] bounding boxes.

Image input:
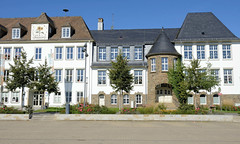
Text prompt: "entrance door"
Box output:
[[157, 88, 172, 103], [33, 91, 44, 106], [99, 95, 105, 106]]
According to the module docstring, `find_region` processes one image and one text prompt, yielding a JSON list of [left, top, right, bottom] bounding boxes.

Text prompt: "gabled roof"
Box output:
[[146, 30, 180, 58], [175, 12, 238, 41], [90, 28, 180, 45], [32, 12, 54, 27]]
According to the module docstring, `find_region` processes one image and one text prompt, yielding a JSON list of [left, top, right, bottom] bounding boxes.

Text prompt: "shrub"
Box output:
[[120, 107, 137, 114], [0, 105, 25, 114], [178, 104, 194, 111], [137, 106, 154, 114], [158, 103, 167, 111], [70, 103, 116, 114]]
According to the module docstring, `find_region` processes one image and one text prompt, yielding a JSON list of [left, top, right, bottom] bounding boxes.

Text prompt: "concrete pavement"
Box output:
[[0, 121, 240, 144]]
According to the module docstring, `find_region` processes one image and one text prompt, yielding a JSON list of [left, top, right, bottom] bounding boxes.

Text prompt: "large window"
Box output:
[[11, 92, 19, 103], [134, 47, 142, 60], [4, 48, 11, 60], [161, 57, 168, 71], [136, 94, 142, 104], [14, 48, 21, 59], [111, 94, 117, 105], [1, 92, 9, 104], [111, 47, 118, 60], [213, 94, 220, 105], [197, 45, 205, 59], [54, 69, 62, 82], [209, 45, 218, 59], [62, 27, 71, 38], [98, 47, 106, 61], [76, 69, 84, 82], [188, 95, 193, 105], [151, 58, 156, 72], [224, 69, 232, 84], [77, 91, 83, 103], [211, 69, 219, 81], [65, 69, 73, 82], [12, 28, 20, 39], [98, 70, 106, 85], [134, 70, 142, 84], [222, 45, 231, 59], [123, 94, 129, 105], [35, 47, 41, 60], [66, 47, 74, 60], [4, 70, 9, 82], [54, 92, 61, 103], [65, 91, 72, 103], [77, 47, 84, 59], [55, 47, 63, 60], [200, 94, 206, 105], [123, 47, 130, 59], [184, 45, 192, 60]]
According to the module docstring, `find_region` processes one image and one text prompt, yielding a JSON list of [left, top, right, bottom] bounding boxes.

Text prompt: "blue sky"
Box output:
[[1, 0, 240, 37]]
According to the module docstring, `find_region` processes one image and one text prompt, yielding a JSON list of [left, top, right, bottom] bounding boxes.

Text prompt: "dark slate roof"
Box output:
[[146, 30, 180, 58], [92, 61, 148, 68], [175, 12, 238, 41], [90, 28, 180, 45]]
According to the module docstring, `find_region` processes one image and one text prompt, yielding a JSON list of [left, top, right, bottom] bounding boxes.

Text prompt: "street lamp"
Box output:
[[82, 44, 88, 107]]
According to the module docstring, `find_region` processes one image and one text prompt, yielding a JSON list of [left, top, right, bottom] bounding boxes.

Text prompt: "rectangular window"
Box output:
[[123, 47, 130, 59], [65, 91, 72, 103], [35, 47, 42, 60], [211, 69, 219, 81], [123, 95, 129, 105], [134, 70, 142, 84], [66, 47, 74, 60], [12, 92, 19, 103], [213, 95, 220, 105], [223, 45, 231, 59], [98, 47, 106, 61], [77, 91, 83, 103], [62, 27, 71, 38], [12, 28, 20, 39], [76, 69, 84, 82], [54, 92, 61, 103], [134, 47, 143, 60], [55, 47, 63, 60], [54, 69, 62, 82], [200, 95, 206, 105], [77, 47, 84, 59], [151, 58, 156, 72], [197, 45, 205, 59], [184, 45, 192, 60], [209, 45, 218, 59], [1, 92, 9, 104], [65, 69, 73, 82], [14, 48, 21, 59], [111, 47, 118, 60], [98, 70, 106, 85], [4, 48, 11, 60], [224, 69, 233, 84], [188, 95, 193, 104], [4, 70, 9, 82], [111, 94, 117, 105], [161, 57, 168, 71]]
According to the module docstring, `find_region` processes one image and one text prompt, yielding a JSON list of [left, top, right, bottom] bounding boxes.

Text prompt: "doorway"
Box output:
[[99, 94, 105, 106]]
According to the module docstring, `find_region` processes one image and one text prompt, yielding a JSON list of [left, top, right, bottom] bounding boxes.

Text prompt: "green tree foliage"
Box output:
[[168, 59, 189, 105], [108, 52, 134, 110], [6, 51, 35, 109]]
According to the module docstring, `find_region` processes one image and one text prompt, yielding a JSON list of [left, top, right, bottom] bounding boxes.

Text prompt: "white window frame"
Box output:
[[184, 45, 192, 60], [11, 91, 20, 103], [134, 47, 143, 60], [54, 92, 61, 103], [66, 47, 74, 60], [77, 47, 84, 60], [4, 47, 11, 60], [35, 47, 42, 60], [123, 47, 130, 59], [77, 91, 83, 103], [197, 45, 205, 59], [62, 27, 71, 38], [222, 44, 231, 59], [111, 47, 118, 60], [14, 47, 22, 59], [200, 94, 207, 105], [213, 94, 220, 105], [98, 47, 106, 61], [134, 70, 143, 85], [224, 69, 233, 85], [161, 57, 168, 71], [54, 69, 62, 82], [111, 94, 117, 105], [98, 70, 106, 85], [136, 94, 142, 104], [76, 69, 84, 82], [209, 45, 218, 60], [187, 95, 194, 105], [12, 28, 20, 39], [3, 70, 9, 82], [1, 92, 9, 104], [151, 58, 156, 72], [65, 91, 72, 103], [211, 69, 219, 81], [55, 47, 63, 60], [123, 94, 129, 105], [65, 69, 73, 82]]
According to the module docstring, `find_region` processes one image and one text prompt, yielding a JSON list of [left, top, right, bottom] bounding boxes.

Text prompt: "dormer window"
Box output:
[[62, 27, 71, 38], [12, 28, 20, 39]]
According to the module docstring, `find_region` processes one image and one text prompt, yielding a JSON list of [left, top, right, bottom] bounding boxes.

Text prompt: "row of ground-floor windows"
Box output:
[[188, 94, 220, 105], [103, 94, 142, 105], [1, 92, 20, 104]]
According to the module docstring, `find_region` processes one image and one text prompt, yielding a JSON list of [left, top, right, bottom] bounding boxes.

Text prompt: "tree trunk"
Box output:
[[21, 86, 24, 110], [118, 90, 123, 112]]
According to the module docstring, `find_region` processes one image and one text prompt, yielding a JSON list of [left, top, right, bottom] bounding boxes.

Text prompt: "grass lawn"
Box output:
[[214, 110, 240, 114], [108, 108, 119, 113], [33, 107, 64, 113]]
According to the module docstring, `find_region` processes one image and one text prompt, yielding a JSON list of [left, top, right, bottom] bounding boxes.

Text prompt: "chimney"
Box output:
[[98, 18, 104, 30]]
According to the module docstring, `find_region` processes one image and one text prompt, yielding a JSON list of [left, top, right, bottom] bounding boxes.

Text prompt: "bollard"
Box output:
[[66, 103, 70, 114]]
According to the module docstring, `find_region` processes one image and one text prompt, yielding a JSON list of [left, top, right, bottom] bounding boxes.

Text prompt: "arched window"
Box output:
[[123, 94, 129, 105], [111, 94, 117, 104], [187, 95, 193, 104], [136, 94, 142, 104], [200, 94, 206, 105], [213, 94, 220, 105]]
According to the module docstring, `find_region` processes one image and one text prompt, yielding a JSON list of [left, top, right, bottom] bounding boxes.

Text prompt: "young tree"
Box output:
[[108, 52, 134, 111], [32, 59, 59, 108], [6, 51, 35, 110]]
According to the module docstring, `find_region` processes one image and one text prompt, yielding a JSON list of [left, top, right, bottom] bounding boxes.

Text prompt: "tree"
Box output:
[[168, 59, 189, 106], [32, 59, 59, 108], [108, 52, 134, 111], [6, 51, 35, 110]]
